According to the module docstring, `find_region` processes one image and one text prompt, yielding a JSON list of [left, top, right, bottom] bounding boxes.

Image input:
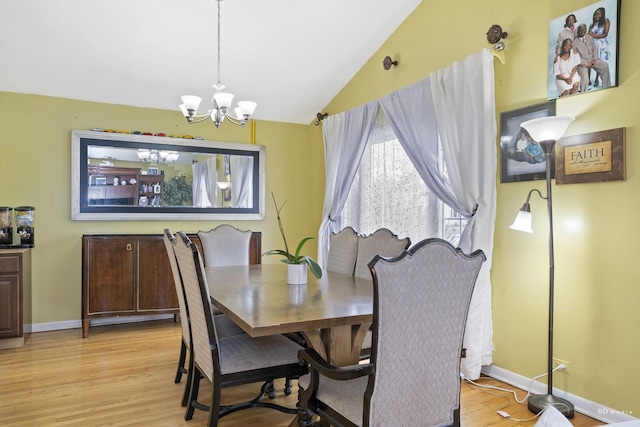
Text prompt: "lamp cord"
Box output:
[[463, 365, 567, 422]]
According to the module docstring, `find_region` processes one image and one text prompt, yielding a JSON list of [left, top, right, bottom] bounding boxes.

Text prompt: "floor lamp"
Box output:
[[509, 115, 575, 418]]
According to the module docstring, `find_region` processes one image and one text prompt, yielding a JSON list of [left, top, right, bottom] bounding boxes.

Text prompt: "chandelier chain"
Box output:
[[216, 0, 222, 89]]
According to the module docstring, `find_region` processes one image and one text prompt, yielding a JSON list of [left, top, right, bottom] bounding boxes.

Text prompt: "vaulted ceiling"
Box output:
[[0, 0, 421, 124]]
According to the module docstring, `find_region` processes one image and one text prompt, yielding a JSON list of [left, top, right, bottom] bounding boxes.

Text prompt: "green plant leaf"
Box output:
[[262, 249, 293, 263], [303, 256, 323, 279], [294, 237, 314, 258], [264, 193, 321, 273]]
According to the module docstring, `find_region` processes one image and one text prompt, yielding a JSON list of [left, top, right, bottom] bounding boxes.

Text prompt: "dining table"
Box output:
[[205, 263, 373, 367]]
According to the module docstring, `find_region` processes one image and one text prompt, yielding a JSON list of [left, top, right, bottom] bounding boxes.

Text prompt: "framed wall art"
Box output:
[[555, 127, 625, 185], [547, 0, 620, 100], [500, 101, 556, 184]]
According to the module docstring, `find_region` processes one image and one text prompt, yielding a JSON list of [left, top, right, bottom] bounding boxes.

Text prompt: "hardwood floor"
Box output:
[[0, 320, 604, 426]]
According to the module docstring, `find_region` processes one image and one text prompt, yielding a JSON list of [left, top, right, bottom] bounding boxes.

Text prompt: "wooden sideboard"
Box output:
[[81, 232, 261, 337], [0, 248, 32, 349]]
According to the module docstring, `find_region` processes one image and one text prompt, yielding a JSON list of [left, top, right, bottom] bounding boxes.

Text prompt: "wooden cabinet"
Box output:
[[0, 249, 31, 349], [81, 232, 261, 337]]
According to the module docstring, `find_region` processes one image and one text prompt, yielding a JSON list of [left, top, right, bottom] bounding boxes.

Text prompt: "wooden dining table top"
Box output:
[[205, 263, 374, 366]]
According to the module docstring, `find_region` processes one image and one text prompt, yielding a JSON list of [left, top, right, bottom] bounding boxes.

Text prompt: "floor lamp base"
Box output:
[[528, 394, 575, 418]]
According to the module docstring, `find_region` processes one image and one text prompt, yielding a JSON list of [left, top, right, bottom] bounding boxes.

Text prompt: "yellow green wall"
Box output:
[[320, 0, 638, 415], [1, 0, 638, 416], [0, 91, 321, 325]]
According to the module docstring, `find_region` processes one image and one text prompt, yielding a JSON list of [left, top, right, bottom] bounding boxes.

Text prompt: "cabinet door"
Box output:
[[137, 238, 178, 311], [0, 274, 20, 338], [85, 238, 135, 314]]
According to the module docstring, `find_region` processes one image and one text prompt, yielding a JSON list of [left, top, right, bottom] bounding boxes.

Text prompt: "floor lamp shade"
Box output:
[[521, 116, 574, 142]]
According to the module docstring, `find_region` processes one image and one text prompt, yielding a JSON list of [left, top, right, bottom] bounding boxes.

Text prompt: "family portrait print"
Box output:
[[547, 0, 620, 100], [500, 101, 556, 184]]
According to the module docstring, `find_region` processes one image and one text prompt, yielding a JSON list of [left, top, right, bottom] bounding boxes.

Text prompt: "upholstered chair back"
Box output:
[[366, 238, 485, 426], [198, 225, 252, 267], [326, 226, 359, 275], [173, 232, 218, 383], [354, 228, 410, 279], [163, 229, 191, 350]]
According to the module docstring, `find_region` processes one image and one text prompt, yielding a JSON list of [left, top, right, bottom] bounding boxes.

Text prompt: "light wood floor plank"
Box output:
[[0, 320, 604, 426]]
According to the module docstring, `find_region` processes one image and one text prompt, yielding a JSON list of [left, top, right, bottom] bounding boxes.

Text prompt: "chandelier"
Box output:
[[179, 0, 257, 128], [137, 149, 179, 164]]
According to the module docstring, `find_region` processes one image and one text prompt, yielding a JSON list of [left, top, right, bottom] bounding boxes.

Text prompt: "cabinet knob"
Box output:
[[126, 243, 132, 251]]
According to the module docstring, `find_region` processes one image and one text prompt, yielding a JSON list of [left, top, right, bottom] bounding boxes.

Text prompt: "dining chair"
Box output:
[[163, 229, 245, 407], [197, 224, 252, 319], [173, 231, 306, 427], [353, 228, 411, 280], [353, 228, 410, 359], [326, 226, 359, 276], [297, 238, 485, 427], [197, 224, 252, 268], [196, 224, 292, 396]]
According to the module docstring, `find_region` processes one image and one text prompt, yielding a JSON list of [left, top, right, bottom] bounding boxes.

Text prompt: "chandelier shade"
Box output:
[[179, 0, 256, 128], [137, 149, 179, 164]]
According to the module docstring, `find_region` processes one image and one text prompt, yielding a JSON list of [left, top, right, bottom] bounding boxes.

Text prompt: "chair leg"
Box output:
[[296, 401, 314, 427], [185, 368, 202, 421], [284, 377, 293, 395], [181, 347, 194, 407], [207, 381, 222, 427], [175, 340, 187, 383], [265, 380, 276, 399]]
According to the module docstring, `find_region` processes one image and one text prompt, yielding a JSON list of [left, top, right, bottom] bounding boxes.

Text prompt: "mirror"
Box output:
[[71, 130, 265, 220]]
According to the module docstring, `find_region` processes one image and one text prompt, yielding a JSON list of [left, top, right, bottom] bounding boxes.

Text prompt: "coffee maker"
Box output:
[[15, 206, 35, 247], [0, 207, 12, 246]]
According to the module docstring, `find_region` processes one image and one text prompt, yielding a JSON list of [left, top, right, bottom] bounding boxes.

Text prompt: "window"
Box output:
[[338, 109, 466, 245]]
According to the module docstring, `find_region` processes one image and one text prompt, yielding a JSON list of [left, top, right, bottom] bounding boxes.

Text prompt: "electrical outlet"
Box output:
[[553, 358, 570, 372]]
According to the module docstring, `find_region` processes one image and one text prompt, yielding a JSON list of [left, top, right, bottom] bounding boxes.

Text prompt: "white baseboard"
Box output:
[[26, 314, 175, 334], [481, 364, 638, 424]]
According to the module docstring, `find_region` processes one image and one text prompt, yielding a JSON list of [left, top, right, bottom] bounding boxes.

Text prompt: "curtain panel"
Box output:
[[318, 49, 496, 379]]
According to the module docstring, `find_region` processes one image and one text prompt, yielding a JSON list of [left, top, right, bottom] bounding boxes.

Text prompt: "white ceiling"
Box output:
[[0, 0, 421, 125]]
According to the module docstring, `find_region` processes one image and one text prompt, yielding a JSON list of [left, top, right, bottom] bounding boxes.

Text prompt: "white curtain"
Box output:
[[230, 155, 254, 208], [319, 49, 497, 379], [378, 79, 469, 215], [317, 101, 378, 268], [430, 49, 497, 379], [192, 157, 217, 208], [339, 109, 443, 242]]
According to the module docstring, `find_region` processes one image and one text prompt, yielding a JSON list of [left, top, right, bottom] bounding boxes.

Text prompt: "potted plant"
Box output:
[[163, 174, 192, 206], [262, 192, 322, 284]]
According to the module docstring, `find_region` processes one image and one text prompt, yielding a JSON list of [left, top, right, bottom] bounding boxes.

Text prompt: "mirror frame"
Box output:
[[71, 130, 265, 221]]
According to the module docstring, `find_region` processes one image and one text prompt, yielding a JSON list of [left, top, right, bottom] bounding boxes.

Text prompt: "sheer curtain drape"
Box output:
[[378, 79, 469, 216], [339, 109, 442, 241], [317, 101, 377, 268], [230, 156, 254, 208], [318, 49, 496, 379], [430, 49, 497, 378], [192, 159, 216, 208]]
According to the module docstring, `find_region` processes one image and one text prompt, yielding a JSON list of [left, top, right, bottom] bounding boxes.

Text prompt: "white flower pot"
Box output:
[[287, 263, 307, 285]]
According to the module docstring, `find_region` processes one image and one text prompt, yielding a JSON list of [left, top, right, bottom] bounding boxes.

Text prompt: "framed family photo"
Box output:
[[547, 0, 620, 100], [500, 101, 556, 184]]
